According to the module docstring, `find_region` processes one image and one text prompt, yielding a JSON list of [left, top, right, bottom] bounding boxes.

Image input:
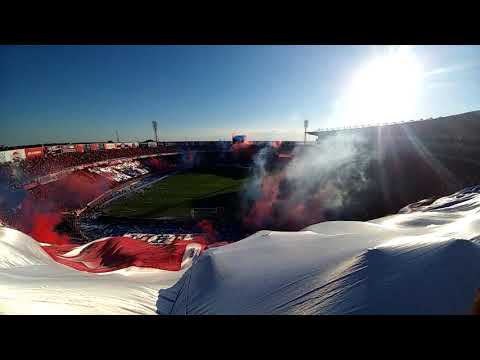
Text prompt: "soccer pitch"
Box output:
[[103, 170, 247, 219]]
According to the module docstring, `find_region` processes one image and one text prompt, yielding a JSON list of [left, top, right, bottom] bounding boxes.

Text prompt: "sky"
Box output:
[[1, 45, 479, 146]]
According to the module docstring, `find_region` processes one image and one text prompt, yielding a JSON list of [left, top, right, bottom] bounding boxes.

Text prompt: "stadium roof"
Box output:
[[307, 110, 480, 137]]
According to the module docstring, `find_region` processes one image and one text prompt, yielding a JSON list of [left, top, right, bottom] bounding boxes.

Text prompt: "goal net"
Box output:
[[191, 207, 224, 219]]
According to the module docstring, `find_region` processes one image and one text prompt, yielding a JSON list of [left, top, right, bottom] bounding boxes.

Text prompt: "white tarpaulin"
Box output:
[[158, 186, 480, 315], [2, 186, 480, 314], [0, 227, 203, 315]]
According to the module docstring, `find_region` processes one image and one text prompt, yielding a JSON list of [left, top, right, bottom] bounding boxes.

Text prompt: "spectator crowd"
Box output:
[[0, 145, 177, 189]]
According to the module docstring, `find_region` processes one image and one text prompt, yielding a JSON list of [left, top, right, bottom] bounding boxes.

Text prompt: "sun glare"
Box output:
[[337, 46, 424, 126]]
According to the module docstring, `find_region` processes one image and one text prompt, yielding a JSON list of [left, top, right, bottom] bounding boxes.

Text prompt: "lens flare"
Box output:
[[337, 46, 424, 126]]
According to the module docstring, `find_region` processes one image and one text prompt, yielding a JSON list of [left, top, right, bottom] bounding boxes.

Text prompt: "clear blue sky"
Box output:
[[1, 45, 479, 146]]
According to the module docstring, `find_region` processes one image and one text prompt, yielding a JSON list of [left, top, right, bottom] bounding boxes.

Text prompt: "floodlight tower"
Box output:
[[304, 120, 309, 145], [152, 121, 158, 142]]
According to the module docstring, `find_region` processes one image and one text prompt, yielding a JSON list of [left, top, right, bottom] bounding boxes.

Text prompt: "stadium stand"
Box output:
[[0, 144, 177, 189], [0, 145, 179, 237], [18, 145, 175, 179]]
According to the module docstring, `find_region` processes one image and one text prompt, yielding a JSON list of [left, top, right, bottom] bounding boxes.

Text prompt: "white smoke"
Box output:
[[243, 132, 373, 229], [243, 145, 271, 201], [287, 132, 371, 209]]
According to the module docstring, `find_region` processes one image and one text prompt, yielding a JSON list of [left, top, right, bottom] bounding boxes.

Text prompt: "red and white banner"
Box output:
[[0, 148, 26, 163], [62, 145, 76, 153], [25, 146, 44, 160], [40, 234, 220, 273], [46, 145, 62, 156], [104, 143, 116, 150], [124, 233, 196, 244], [115, 142, 134, 149], [124, 142, 134, 148]]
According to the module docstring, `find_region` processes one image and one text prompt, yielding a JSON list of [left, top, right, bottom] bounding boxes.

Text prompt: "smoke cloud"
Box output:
[[196, 219, 218, 243], [4, 170, 113, 244], [242, 133, 372, 230]]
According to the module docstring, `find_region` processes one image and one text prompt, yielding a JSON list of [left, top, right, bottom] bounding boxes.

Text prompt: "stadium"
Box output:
[[2, 110, 480, 314], [0, 137, 293, 244]]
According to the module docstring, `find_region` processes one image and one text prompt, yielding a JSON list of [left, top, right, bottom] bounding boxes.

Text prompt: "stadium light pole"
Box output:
[[152, 121, 158, 142], [304, 120, 309, 145]]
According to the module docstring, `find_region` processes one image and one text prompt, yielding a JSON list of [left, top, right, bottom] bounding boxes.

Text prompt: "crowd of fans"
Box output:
[[0, 154, 179, 227], [80, 215, 245, 242], [24, 145, 176, 178], [0, 165, 17, 189], [0, 140, 246, 196], [0, 145, 177, 189]]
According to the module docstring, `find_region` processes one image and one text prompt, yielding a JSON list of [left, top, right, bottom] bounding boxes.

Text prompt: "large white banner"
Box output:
[[62, 145, 76, 153], [0, 149, 26, 163], [46, 145, 62, 156]]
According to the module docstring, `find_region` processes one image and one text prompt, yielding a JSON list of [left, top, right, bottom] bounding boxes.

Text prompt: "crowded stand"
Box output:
[[80, 213, 245, 243], [0, 139, 244, 242], [0, 142, 177, 189], [87, 160, 150, 182], [18, 145, 175, 179], [25, 157, 176, 212], [0, 140, 253, 190], [0, 140, 180, 238]]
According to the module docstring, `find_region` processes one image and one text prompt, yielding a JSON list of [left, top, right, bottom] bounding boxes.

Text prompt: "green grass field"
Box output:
[[103, 169, 247, 219]]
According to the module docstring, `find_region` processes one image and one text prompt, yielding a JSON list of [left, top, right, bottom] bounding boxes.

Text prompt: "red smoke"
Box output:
[[244, 169, 332, 231], [11, 158, 178, 244], [244, 173, 282, 228], [15, 196, 71, 245], [14, 170, 113, 244], [145, 158, 169, 171], [29, 212, 70, 245], [196, 219, 218, 243], [28, 170, 112, 210]]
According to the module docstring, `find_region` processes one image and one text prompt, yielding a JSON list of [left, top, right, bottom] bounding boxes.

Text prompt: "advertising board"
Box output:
[[74, 144, 85, 153], [25, 147, 45, 160]]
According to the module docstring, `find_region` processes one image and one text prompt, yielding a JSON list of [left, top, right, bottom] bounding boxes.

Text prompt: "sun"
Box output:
[[336, 46, 424, 126]]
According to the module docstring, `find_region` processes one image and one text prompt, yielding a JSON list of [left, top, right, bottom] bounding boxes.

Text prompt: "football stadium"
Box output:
[[2, 45, 480, 315], [2, 110, 480, 314]]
